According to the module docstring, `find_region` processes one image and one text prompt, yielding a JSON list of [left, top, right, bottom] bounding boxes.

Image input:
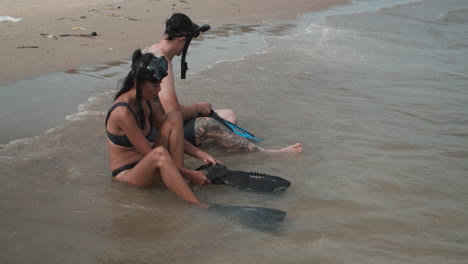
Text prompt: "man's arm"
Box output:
[[159, 60, 212, 119]]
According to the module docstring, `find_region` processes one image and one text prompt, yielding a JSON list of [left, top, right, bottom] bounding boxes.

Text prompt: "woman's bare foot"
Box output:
[[197, 202, 211, 209], [262, 142, 302, 154]]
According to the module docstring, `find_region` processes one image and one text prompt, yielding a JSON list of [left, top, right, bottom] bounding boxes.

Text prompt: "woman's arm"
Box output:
[[183, 140, 221, 165], [151, 98, 166, 129], [178, 166, 211, 185]]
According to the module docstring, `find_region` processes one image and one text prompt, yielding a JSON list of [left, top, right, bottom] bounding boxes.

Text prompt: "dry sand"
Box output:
[[0, 0, 349, 85]]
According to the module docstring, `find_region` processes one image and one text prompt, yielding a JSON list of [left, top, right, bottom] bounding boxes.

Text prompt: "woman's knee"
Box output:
[[149, 146, 171, 166], [165, 110, 183, 127], [160, 111, 183, 135]]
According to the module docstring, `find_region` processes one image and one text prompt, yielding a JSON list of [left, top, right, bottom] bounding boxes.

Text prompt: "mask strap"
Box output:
[[137, 99, 146, 130]]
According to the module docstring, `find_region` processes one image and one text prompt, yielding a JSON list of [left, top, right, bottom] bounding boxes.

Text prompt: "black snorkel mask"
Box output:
[[143, 56, 169, 83], [166, 22, 210, 79]]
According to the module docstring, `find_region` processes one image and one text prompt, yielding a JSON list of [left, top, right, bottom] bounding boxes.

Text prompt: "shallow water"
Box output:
[[1, 0, 468, 263]]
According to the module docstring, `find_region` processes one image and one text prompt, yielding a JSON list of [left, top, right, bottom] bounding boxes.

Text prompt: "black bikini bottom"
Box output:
[[112, 162, 138, 177]]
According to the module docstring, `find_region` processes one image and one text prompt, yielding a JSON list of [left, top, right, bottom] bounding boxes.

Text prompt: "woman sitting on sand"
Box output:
[[144, 13, 302, 154], [105, 49, 216, 206]]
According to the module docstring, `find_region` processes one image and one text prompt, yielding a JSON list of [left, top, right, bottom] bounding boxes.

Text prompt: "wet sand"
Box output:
[[0, 0, 349, 85]]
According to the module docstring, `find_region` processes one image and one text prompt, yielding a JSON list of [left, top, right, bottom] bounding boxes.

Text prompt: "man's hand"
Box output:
[[197, 101, 212, 116]]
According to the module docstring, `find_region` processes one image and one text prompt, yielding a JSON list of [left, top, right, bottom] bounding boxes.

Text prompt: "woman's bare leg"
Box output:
[[115, 112, 207, 207], [194, 117, 302, 153], [154, 111, 185, 167], [154, 111, 206, 183], [115, 147, 206, 207]]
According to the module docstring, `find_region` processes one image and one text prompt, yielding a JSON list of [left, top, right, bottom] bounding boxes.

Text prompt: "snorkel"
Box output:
[[180, 23, 210, 79]]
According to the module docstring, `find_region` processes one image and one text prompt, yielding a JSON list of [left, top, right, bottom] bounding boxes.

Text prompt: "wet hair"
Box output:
[[164, 13, 194, 40], [115, 49, 168, 129]]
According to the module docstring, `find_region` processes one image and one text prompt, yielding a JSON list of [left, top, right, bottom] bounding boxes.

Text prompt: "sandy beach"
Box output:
[[0, 0, 349, 85]]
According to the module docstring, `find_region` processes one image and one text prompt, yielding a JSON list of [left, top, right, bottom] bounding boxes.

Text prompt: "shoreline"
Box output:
[[0, 0, 349, 85]]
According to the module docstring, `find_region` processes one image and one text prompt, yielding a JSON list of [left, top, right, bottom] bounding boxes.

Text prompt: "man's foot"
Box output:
[[263, 142, 302, 154]]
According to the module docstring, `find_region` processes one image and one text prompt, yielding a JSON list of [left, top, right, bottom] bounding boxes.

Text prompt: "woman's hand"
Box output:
[[186, 170, 211, 186]]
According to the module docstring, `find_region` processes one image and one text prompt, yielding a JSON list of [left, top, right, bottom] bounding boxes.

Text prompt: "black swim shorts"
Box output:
[[184, 117, 198, 146]]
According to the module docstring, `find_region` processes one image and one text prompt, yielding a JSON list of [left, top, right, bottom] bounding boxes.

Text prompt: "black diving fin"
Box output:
[[208, 110, 264, 142], [196, 164, 291, 193], [208, 203, 287, 232]]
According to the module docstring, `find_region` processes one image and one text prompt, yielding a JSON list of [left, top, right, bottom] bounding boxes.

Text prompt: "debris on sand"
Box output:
[[40, 33, 58, 40], [71, 27, 86, 31], [0, 16, 22, 23], [120, 17, 139, 21], [59, 32, 98, 38]]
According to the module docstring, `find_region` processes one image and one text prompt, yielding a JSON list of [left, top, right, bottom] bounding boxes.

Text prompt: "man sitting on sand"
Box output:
[[144, 13, 302, 154]]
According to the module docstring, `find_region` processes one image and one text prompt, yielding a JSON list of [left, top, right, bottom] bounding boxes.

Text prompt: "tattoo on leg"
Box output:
[[195, 118, 259, 152]]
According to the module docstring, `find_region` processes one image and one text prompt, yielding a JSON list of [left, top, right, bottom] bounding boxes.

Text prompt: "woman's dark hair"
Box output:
[[114, 49, 155, 100], [164, 13, 194, 40], [115, 49, 167, 129]]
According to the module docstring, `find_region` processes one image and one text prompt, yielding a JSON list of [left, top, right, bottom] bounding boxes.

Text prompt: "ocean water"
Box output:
[[1, 0, 468, 263]]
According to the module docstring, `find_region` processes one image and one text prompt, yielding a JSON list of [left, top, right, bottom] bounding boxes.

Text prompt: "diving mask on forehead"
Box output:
[[140, 56, 169, 83]]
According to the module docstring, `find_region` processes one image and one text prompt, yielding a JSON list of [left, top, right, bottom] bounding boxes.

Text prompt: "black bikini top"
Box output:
[[105, 101, 158, 147]]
